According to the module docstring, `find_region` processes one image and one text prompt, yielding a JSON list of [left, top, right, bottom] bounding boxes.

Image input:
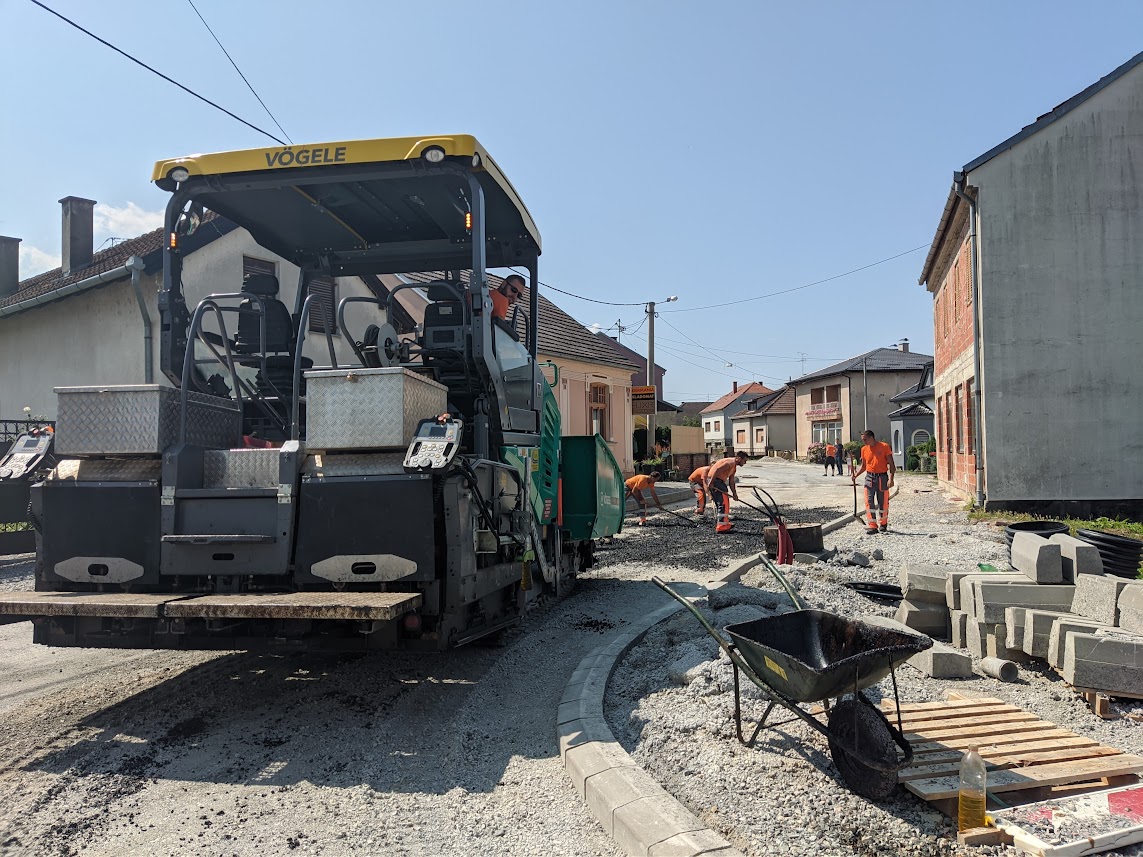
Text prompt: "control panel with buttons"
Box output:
[[402, 418, 463, 473]]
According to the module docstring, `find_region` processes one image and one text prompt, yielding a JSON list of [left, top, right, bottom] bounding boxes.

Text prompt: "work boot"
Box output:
[[879, 524, 888, 533], [865, 526, 878, 535]]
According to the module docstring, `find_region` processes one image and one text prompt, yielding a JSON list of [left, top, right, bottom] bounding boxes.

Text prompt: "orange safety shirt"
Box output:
[[490, 288, 510, 321], [825, 444, 837, 457], [688, 466, 708, 483], [860, 441, 894, 474], [626, 475, 656, 492], [706, 457, 739, 483]]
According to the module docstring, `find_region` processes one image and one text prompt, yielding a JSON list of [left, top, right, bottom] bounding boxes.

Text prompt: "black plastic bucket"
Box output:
[[1005, 520, 1069, 568], [1075, 529, 1143, 579]]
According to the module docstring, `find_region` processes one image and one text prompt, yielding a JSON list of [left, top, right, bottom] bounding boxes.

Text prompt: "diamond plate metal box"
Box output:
[[303, 368, 447, 451], [54, 385, 242, 455]]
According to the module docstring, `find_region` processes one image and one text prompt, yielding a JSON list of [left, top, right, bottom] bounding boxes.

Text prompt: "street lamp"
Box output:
[[646, 295, 678, 456]]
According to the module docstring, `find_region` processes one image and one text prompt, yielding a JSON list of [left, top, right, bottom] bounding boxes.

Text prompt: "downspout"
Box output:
[[953, 171, 985, 508], [125, 256, 152, 383]]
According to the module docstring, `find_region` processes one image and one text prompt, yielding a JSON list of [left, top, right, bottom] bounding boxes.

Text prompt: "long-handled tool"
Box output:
[[752, 487, 794, 565]]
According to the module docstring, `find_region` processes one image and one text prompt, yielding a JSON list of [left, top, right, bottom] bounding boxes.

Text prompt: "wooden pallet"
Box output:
[[880, 693, 1143, 814]]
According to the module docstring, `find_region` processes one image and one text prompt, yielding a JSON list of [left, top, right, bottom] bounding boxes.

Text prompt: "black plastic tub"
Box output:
[[1075, 529, 1143, 579], [1005, 520, 1069, 568]]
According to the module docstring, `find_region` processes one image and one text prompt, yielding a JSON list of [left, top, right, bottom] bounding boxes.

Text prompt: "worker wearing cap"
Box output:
[[625, 472, 663, 526], [490, 274, 525, 322], [687, 465, 709, 515], [852, 429, 895, 534], [704, 452, 747, 533]]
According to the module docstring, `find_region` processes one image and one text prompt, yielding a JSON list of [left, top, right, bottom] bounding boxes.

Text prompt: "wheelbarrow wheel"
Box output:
[[826, 698, 899, 800]]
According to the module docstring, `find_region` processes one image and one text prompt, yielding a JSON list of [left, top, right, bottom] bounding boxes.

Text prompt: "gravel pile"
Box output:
[[605, 481, 1143, 857], [0, 553, 33, 592]]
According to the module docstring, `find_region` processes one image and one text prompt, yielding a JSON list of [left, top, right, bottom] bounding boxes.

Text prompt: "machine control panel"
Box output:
[[403, 418, 463, 473], [0, 432, 54, 481]]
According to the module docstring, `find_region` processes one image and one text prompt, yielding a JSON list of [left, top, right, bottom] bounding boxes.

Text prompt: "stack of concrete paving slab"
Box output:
[[900, 529, 1143, 699]]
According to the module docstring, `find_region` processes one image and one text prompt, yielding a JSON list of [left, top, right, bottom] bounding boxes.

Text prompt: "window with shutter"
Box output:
[[307, 278, 338, 334]]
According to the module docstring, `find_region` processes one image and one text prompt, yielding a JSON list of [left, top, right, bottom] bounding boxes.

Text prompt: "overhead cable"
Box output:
[[660, 244, 930, 312], [29, 0, 287, 145], [185, 0, 293, 143]]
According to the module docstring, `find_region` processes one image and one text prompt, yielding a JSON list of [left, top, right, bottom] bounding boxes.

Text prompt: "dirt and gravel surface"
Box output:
[[0, 459, 851, 857], [606, 475, 1143, 857]]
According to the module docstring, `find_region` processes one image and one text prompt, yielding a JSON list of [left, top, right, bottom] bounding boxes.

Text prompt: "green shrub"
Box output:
[[906, 455, 919, 471]]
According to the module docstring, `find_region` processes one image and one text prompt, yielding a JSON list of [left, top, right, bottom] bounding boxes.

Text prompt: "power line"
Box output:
[[29, 0, 287, 145], [185, 0, 292, 144], [655, 316, 790, 383], [507, 267, 645, 306], [659, 244, 930, 313]]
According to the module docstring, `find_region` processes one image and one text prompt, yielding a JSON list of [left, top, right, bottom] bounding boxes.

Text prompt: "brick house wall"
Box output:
[[931, 216, 978, 498]]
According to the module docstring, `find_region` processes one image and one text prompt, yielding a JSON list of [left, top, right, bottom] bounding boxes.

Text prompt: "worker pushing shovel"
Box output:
[[624, 472, 664, 526], [704, 451, 748, 533]]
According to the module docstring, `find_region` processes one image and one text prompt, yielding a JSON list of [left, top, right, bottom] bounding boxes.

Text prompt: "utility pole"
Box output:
[[647, 301, 656, 454], [644, 296, 677, 457], [862, 356, 869, 431]]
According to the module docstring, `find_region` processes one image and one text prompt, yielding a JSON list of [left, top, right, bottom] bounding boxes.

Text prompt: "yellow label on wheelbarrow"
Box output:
[[763, 656, 787, 682]]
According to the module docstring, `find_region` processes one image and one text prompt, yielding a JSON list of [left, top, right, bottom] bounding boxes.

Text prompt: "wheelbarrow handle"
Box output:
[[652, 576, 738, 660], [758, 555, 811, 611]]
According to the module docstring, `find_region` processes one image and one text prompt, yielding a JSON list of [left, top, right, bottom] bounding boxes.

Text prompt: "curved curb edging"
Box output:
[[557, 570, 749, 857]]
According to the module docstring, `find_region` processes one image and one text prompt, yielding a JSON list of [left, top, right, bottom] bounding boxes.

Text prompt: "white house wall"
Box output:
[[0, 228, 388, 419], [969, 61, 1143, 502], [0, 278, 145, 417]]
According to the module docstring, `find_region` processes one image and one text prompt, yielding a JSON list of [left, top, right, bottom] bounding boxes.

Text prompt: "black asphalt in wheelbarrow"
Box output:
[[654, 564, 932, 801]]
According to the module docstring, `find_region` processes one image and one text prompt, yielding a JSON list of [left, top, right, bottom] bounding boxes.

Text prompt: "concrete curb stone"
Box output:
[[557, 568, 747, 857]]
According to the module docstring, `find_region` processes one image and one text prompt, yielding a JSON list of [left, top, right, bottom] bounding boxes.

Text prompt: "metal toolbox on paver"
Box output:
[[303, 367, 448, 451], [54, 385, 243, 455]]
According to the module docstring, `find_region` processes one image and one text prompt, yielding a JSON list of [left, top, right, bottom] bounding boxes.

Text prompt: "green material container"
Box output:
[[560, 434, 624, 541]]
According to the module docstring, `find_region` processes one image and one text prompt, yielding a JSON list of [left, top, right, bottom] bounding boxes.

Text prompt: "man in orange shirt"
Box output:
[[704, 451, 747, 533], [851, 429, 896, 534], [824, 442, 837, 476], [687, 465, 709, 515], [625, 471, 663, 526], [490, 274, 525, 322]]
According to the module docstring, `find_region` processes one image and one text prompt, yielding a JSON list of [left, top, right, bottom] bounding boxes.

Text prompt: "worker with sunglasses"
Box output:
[[491, 274, 526, 322]]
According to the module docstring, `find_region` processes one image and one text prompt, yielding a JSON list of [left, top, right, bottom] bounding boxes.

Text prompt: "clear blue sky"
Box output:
[[3, 0, 1141, 401]]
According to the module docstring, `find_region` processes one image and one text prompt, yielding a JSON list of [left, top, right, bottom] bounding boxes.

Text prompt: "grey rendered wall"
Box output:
[[971, 62, 1143, 502], [765, 414, 796, 452]]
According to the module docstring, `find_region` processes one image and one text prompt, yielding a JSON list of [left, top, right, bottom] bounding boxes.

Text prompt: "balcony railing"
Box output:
[[805, 401, 841, 418]]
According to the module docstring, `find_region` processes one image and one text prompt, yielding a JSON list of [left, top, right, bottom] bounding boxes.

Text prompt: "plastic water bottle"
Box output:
[[957, 746, 987, 831]]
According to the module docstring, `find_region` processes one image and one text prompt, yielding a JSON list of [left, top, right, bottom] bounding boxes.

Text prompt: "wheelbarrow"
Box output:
[[653, 562, 932, 800]]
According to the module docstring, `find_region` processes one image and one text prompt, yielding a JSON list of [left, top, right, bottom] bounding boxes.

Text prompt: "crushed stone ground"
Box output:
[[606, 475, 1143, 857]]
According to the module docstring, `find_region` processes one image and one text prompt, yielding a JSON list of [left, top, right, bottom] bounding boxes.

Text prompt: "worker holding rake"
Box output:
[[625, 472, 663, 526], [852, 429, 895, 534], [705, 451, 748, 533]]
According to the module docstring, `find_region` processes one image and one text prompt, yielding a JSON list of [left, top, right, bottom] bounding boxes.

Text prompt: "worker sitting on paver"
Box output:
[[625, 472, 663, 526], [491, 274, 525, 322], [704, 451, 748, 533], [687, 465, 709, 515], [851, 429, 896, 534]]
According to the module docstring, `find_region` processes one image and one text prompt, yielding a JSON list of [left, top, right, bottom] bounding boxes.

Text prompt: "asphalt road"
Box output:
[[0, 463, 850, 857]]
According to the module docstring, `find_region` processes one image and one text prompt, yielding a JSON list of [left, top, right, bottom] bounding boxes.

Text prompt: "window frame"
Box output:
[[589, 383, 609, 440], [965, 378, 975, 455], [955, 384, 964, 453]]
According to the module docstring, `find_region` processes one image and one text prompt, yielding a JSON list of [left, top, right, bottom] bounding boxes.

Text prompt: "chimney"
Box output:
[[899, 338, 910, 353], [732, 381, 738, 394], [60, 196, 96, 275], [0, 236, 20, 299]]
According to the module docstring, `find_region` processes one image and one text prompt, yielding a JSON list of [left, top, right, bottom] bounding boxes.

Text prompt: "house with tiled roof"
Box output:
[[380, 271, 641, 473], [0, 199, 417, 419], [699, 381, 774, 453], [887, 361, 935, 468], [788, 343, 931, 458], [729, 386, 796, 456]]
